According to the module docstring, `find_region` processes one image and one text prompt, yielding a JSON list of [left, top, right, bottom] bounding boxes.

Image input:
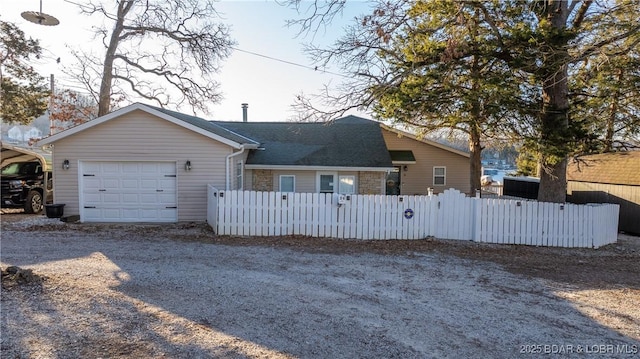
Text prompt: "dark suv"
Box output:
[[1, 161, 53, 213]]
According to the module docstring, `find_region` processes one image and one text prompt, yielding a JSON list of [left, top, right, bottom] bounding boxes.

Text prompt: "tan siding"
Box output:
[[51, 110, 233, 222], [271, 171, 316, 192], [382, 129, 470, 195]]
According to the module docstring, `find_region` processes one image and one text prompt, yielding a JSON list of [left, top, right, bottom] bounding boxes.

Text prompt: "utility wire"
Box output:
[[52, 2, 349, 79], [231, 47, 350, 78]]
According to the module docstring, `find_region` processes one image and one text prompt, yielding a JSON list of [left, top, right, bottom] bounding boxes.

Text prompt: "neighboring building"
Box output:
[[567, 151, 640, 234], [37, 103, 470, 223], [1, 118, 47, 146]]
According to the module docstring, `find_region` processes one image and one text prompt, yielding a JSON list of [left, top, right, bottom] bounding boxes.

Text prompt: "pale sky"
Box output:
[[1, 0, 372, 122]]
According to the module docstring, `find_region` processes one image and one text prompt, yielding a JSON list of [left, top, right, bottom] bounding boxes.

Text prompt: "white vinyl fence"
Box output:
[[206, 185, 619, 248]]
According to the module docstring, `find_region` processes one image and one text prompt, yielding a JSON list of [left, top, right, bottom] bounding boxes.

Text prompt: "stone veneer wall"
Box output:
[[252, 169, 274, 191], [358, 171, 384, 194]]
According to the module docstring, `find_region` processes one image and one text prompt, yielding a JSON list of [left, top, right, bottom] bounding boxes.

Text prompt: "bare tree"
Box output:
[[67, 0, 234, 116]]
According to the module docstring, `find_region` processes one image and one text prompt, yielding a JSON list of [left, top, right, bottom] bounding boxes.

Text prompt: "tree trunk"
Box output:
[[469, 127, 482, 195], [468, 53, 483, 196], [604, 69, 623, 152], [537, 1, 569, 203], [97, 1, 132, 117]]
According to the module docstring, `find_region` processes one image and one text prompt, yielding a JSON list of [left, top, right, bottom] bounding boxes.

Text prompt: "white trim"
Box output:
[[235, 160, 244, 190], [37, 103, 255, 149], [279, 175, 295, 192], [317, 172, 338, 193], [380, 124, 470, 158], [433, 166, 446, 186], [245, 164, 393, 172], [226, 147, 246, 190]]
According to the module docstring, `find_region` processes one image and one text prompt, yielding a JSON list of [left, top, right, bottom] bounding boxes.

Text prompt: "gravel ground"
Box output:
[[1, 212, 639, 358]]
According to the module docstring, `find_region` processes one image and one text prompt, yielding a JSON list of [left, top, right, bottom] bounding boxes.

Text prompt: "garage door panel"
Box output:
[[139, 193, 161, 204], [122, 162, 140, 173], [103, 208, 123, 220], [83, 178, 101, 190], [102, 163, 120, 173], [83, 163, 101, 173], [140, 209, 163, 219], [141, 163, 161, 173], [139, 179, 158, 188], [82, 208, 101, 221], [103, 178, 121, 189], [81, 161, 177, 222], [102, 193, 121, 203], [122, 208, 140, 218], [121, 179, 140, 189], [83, 193, 102, 203], [158, 209, 178, 219], [158, 179, 176, 189], [122, 194, 140, 203]]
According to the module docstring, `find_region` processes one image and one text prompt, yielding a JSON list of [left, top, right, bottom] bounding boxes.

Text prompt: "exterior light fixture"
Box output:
[[185, 160, 192, 171], [403, 165, 408, 171], [62, 159, 70, 170]]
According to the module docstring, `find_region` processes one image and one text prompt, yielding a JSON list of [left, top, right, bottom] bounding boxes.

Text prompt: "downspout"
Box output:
[[225, 146, 246, 191]]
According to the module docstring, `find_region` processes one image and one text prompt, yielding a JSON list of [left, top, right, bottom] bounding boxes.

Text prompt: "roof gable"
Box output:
[[380, 124, 470, 158], [37, 103, 258, 149], [567, 151, 640, 186], [214, 117, 393, 168]]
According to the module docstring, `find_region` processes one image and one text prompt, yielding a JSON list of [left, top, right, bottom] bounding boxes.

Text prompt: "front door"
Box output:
[[385, 166, 401, 195]]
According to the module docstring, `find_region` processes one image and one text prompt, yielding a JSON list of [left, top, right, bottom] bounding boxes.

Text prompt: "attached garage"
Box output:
[[80, 161, 177, 222], [37, 103, 258, 223]]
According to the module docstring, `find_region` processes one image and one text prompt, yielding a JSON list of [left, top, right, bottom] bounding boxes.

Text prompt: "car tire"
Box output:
[[24, 191, 43, 214]]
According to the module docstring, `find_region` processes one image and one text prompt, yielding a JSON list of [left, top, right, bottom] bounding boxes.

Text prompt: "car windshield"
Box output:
[[1, 162, 40, 175]]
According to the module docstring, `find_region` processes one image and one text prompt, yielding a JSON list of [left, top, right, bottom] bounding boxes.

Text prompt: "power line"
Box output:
[[231, 47, 350, 78], [28, 2, 349, 79]]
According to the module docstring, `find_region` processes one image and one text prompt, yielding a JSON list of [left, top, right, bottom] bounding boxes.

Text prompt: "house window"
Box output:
[[433, 166, 446, 186], [338, 175, 355, 194], [317, 173, 336, 193], [235, 161, 243, 190], [279, 175, 295, 192]]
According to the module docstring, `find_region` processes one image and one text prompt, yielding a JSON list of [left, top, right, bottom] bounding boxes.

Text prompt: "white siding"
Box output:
[[51, 109, 234, 221]]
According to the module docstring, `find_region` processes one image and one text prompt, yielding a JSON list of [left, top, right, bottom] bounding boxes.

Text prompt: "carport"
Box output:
[[1, 142, 53, 204]]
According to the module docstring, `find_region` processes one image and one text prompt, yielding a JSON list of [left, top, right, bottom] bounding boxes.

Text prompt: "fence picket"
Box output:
[[347, 196, 356, 238], [209, 188, 618, 248], [220, 190, 226, 235], [327, 195, 335, 237], [293, 193, 300, 236], [413, 196, 422, 239]]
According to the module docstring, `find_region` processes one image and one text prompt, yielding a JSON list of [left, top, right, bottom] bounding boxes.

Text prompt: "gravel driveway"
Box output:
[[2, 215, 639, 358]]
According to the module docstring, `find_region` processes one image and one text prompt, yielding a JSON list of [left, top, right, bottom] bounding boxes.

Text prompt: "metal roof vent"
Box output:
[[241, 103, 248, 122]]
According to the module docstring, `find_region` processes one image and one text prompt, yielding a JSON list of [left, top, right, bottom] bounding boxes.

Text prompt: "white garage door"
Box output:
[[81, 161, 177, 222]]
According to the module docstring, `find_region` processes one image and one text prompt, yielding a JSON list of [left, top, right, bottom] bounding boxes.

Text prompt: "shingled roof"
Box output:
[[214, 117, 393, 168], [148, 106, 259, 146], [567, 151, 640, 186]]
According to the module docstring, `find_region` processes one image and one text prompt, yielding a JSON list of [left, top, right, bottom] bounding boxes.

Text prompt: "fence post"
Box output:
[[207, 185, 218, 233], [472, 197, 480, 242]]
